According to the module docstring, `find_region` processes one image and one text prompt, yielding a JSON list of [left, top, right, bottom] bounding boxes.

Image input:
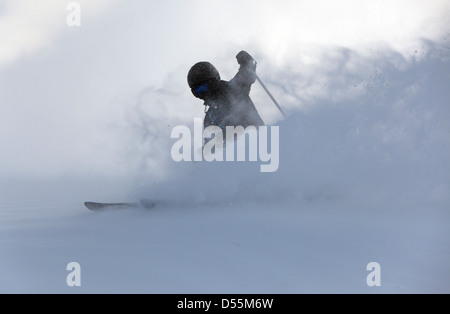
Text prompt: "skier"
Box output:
[[187, 51, 265, 141]]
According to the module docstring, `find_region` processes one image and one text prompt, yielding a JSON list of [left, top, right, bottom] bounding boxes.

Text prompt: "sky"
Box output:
[[0, 0, 449, 181]]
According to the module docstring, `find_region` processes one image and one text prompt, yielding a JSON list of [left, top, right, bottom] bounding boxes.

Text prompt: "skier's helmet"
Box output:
[[187, 62, 220, 89]]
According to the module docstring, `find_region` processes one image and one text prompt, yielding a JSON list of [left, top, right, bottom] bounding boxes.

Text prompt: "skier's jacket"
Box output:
[[203, 61, 265, 135]]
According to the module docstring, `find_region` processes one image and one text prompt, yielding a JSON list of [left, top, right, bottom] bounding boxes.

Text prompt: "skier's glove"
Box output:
[[236, 51, 256, 67]]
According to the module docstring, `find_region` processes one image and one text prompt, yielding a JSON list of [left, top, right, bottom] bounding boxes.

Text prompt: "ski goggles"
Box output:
[[193, 83, 209, 98]]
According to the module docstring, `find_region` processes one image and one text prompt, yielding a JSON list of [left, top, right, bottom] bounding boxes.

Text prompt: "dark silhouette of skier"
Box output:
[[187, 51, 265, 140]]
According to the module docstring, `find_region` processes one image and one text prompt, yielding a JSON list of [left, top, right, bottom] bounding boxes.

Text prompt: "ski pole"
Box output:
[[255, 74, 287, 118]]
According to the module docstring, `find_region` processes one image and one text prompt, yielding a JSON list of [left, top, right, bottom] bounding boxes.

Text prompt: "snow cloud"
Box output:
[[0, 0, 448, 182]]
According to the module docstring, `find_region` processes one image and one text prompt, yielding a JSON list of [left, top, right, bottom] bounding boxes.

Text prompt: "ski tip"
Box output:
[[84, 202, 97, 210]]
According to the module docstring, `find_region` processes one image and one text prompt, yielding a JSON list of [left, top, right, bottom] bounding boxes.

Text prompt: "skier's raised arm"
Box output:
[[230, 51, 257, 91]]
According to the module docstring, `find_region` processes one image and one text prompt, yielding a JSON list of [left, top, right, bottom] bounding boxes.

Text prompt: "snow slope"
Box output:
[[1, 41, 449, 293]]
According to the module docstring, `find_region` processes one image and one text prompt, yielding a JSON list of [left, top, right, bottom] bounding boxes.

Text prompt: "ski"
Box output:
[[84, 199, 157, 211]]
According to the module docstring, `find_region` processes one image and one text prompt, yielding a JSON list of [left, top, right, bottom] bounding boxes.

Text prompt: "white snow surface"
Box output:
[[1, 43, 449, 293]]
